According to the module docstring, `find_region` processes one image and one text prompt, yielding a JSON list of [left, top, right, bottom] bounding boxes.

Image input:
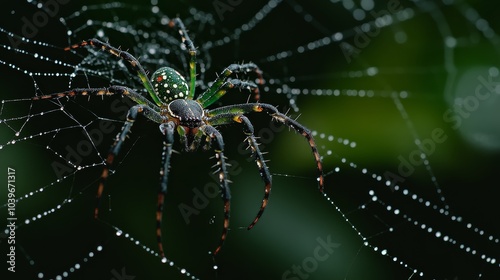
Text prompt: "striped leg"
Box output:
[[95, 105, 161, 218], [237, 116, 272, 229], [31, 85, 160, 110], [156, 121, 176, 261], [169, 18, 197, 99], [65, 39, 161, 105], [208, 113, 272, 230], [208, 103, 325, 192], [258, 104, 324, 192], [200, 125, 231, 256]]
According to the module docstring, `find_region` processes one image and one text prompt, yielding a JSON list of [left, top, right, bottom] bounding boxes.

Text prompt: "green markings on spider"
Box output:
[[196, 80, 230, 108], [189, 59, 197, 99], [196, 68, 234, 108], [207, 104, 263, 119], [150, 67, 191, 104], [139, 71, 161, 105]]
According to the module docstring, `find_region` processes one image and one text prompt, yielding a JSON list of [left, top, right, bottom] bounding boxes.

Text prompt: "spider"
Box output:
[[33, 18, 324, 260]]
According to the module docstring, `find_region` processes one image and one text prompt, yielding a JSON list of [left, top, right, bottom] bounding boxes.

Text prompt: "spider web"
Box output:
[[1, 0, 500, 279]]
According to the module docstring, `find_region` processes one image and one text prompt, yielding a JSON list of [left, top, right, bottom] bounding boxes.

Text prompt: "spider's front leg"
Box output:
[[31, 85, 158, 109], [200, 125, 232, 256], [65, 39, 162, 105]]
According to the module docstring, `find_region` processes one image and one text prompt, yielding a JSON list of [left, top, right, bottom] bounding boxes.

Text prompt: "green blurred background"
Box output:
[[1, 0, 500, 279]]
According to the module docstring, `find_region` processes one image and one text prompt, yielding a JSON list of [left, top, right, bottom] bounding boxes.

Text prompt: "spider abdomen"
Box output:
[[168, 99, 204, 128], [151, 66, 190, 103]]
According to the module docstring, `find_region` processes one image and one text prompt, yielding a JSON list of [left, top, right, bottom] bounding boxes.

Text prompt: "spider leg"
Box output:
[[95, 104, 162, 218], [197, 63, 264, 107], [156, 121, 176, 261], [31, 86, 160, 112], [200, 125, 231, 256], [197, 78, 260, 108], [207, 113, 272, 230], [208, 103, 325, 192], [31, 86, 165, 218], [169, 18, 197, 99], [65, 39, 162, 106]]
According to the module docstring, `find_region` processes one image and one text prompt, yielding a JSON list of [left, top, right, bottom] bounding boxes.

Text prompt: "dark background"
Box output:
[[1, 0, 500, 279]]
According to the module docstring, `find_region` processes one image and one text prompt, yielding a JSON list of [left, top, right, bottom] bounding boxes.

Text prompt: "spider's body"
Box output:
[[36, 18, 324, 260], [151, 67, 190, 103], [168, 98, 204, 128]]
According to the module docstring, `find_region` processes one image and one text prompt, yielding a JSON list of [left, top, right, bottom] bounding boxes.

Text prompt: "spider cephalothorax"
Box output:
[[167, 98, 204, 127], [35, 17, 324, 260]]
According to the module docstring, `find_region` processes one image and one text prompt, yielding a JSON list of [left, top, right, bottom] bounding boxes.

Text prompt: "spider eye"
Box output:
[[151, 66, 190, 103]]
